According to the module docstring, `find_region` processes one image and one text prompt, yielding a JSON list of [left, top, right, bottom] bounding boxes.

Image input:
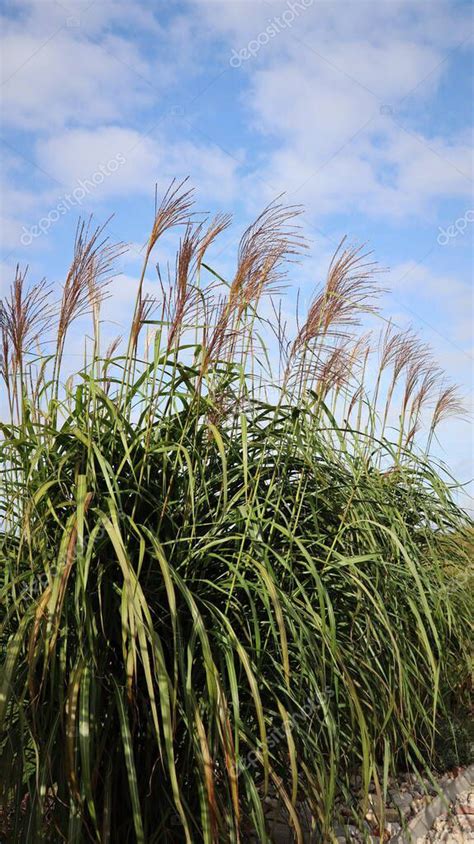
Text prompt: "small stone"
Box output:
[[456, 805, 474, 816], [391, 791, 413, 815]]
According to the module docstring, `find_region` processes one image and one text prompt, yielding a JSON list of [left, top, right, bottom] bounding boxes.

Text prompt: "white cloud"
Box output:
[[5, 0, 165, 38], [193, 0, 470, 53], [35, 126, 241, 203], [0, 124, 242, 256], [388, 260, 473, 351], [241, 43, 472, 217], [188, 0, 473, 219], [0, 30, 153, 130]]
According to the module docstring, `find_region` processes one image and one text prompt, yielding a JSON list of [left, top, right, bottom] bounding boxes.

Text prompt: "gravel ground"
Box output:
[[418, 788, 474, 843], [258, 766, 473, 842], [333, 770, 474, 842]]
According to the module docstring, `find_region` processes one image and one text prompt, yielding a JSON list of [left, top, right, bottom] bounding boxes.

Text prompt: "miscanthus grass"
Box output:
[[0, 182, 472, 843]]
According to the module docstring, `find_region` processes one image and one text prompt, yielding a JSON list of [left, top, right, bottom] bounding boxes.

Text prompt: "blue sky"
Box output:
[[0, 0, 473, 505]]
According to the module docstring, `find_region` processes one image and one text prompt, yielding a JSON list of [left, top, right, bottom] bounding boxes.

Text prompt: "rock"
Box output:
[[455, 804, 474, 816], [390, 791, 413, 814]]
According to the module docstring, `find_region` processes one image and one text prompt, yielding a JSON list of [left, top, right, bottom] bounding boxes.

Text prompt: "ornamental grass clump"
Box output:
[[1, 182, 472, 843]]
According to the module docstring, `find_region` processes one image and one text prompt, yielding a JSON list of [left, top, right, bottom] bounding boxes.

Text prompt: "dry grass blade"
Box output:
[[405, 364, 443, 444], [431, 383, 466, 430], [196, 212, 232, 270], [128, 180, 196, 361], [232, 201, 306, 307], [57, 219, 125, 358], [204, 201, 306, 367], [310, 333, 370, 398], [167, 222, 203, 350], [146, 178, 196, 260], [1, 268, 52, 364], [401, 341, 434, 413], [293, 239, 382, 355], [0, 268, 53, 419], [104, 335, 122, 360], [130, 296, 157, 353]]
